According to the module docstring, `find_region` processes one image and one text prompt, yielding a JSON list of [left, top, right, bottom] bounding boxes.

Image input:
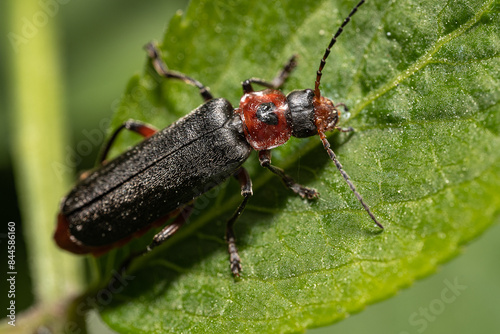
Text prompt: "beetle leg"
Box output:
[[144, 42, 214, 102], [118, 204, 194, 273], [258, 150, 319, 199], [99, 120, 158, 164], [147, 205, 193, 251], [334, 102, 348, 112], [226, 167, 253, 277], [242, 54, 297, 93]]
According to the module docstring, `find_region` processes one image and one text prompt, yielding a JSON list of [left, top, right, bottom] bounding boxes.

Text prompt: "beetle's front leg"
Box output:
[[259, 150, 318, 200]]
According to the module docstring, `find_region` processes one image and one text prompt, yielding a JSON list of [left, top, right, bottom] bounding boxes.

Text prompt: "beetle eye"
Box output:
[[256, 102, 279, 125]]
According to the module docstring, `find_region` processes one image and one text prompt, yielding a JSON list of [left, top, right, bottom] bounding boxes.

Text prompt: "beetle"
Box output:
[[54, 0, 382, 276]]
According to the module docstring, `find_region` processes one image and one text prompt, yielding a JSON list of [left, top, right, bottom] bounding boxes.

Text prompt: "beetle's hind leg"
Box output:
[[242, 54, 298, 93], [118, 204, 194, 273], [145, 42, 214, 102], [77, 120, 158, 181], [226, 167, 253, 277], [259, 150, 319, 200], [99, 120, 158, 165]]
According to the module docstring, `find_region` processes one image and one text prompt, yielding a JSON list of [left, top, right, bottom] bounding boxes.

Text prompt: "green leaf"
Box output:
[[98, 0, 500, 332]]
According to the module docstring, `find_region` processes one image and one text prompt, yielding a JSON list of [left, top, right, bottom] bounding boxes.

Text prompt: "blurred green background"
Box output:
[[1, 0, 498, 333]]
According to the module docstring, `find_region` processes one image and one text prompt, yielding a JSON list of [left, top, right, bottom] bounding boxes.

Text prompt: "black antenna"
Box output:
[[314, 0, 366, 98], [319, 133, 384, 229]]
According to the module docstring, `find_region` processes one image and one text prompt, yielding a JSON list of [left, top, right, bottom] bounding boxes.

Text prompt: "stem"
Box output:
[[7, 0, 84, 305]]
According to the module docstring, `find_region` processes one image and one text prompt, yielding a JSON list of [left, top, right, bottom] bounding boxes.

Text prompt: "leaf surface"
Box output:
[[98, 0, 500, 332]]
